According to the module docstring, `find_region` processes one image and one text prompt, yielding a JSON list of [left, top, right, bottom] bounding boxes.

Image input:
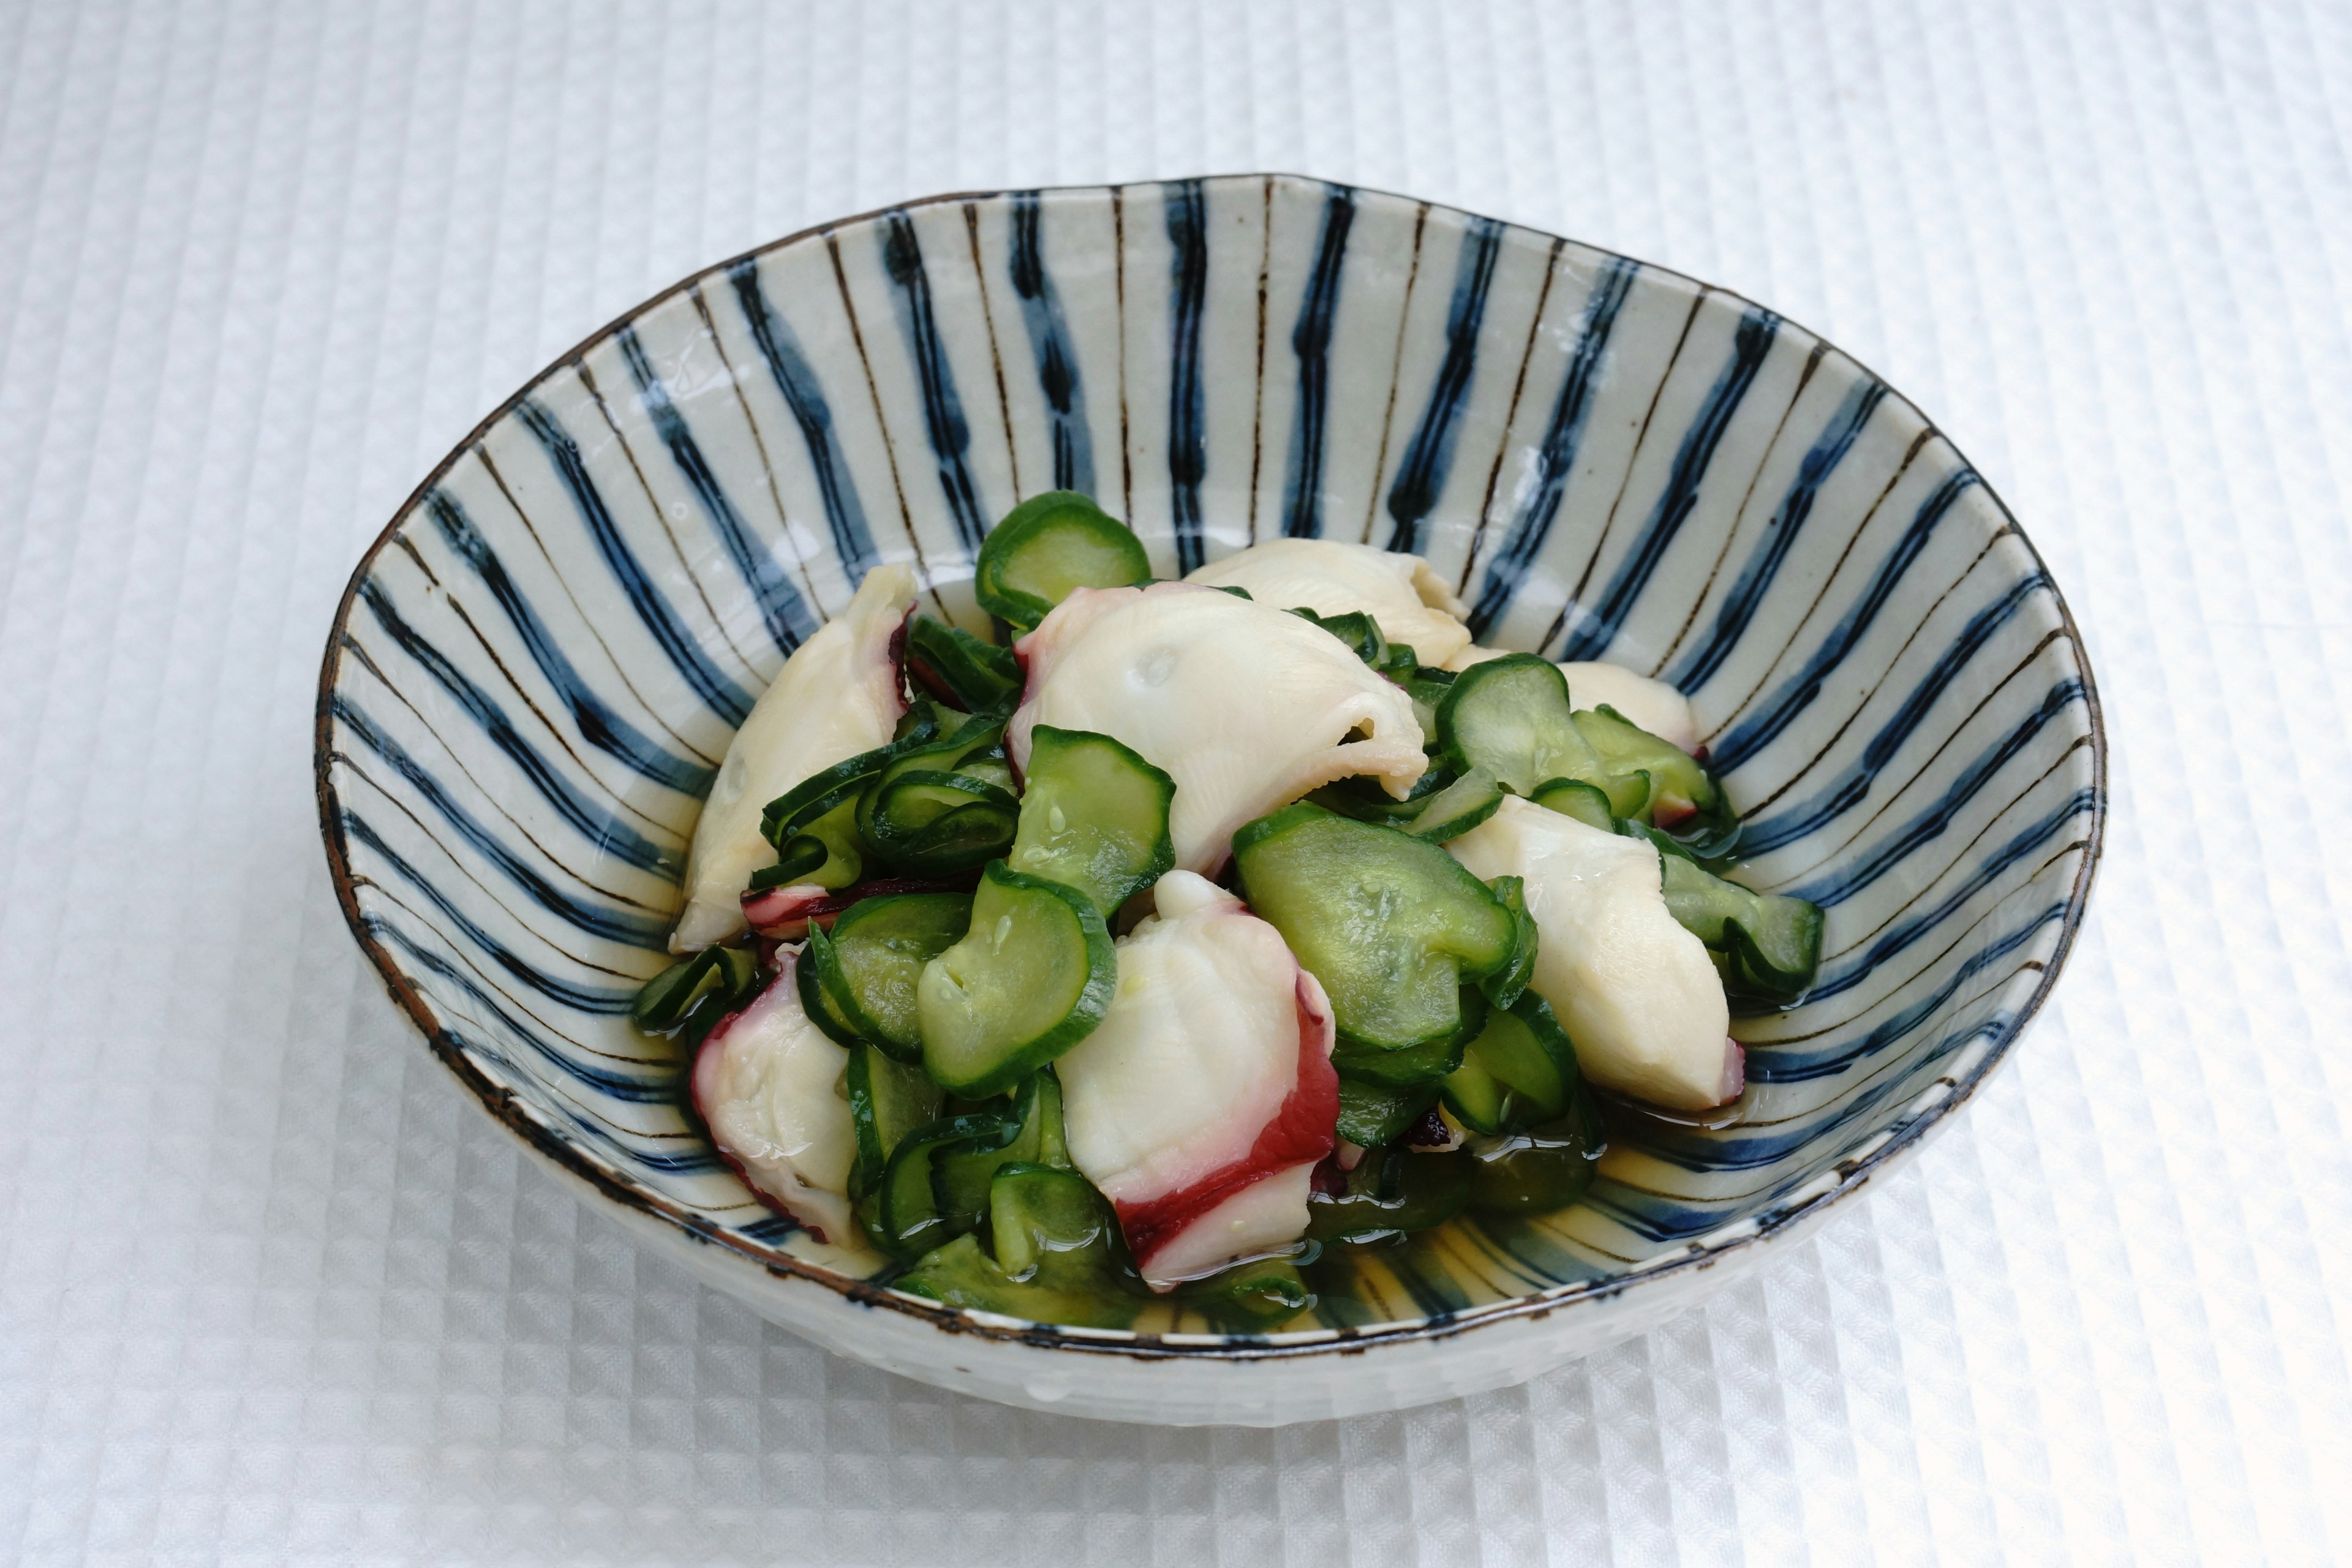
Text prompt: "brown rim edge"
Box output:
[[314, 173, 2108, 1364]]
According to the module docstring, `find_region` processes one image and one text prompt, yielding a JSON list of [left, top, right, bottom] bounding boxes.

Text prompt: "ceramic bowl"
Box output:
[[315, 175, 2103, 1426]]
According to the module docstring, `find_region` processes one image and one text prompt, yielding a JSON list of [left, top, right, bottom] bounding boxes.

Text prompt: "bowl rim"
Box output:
[[314, 173, 2108, 1363]]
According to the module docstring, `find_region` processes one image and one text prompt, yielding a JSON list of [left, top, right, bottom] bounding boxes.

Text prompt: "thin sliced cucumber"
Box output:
[[1232, 804, 1515, 1054], [1308, 764, 1458, 827], [1006, 725, 1177, 914], [1305, 1146, 1471, 1246], [1330, 987, 1485, 1087], [1463, 1098, 1606, 1215], [894, 1164, 1136, 1328], [1289, 606, 1390, 667], [1653, 846, 1823, 1001], [760, 741, 897, 845], [846, 1043, 941, 1197], [812, 892, 973, 1057], [1398, 766, 1504, 842], [1479, 875, 1539, 1010], [630, 944, 760, 1033], [1334, 1074, 1439, 1148], [1529, 775, 1616, 832], [1175, 1257, 1314, 1329], [750, 793, 865, 891], [1574, 703, 1719, 824], [1440, 992, 1578, 1136], [863, 771, 1020, 875], [1435, 654, 1612, 797], [794, 926, 868, 1047], [903, 614, 1022, 710], [1403, 665, 1457, 736], [917, 861, 1118, 1096], [871, 1109, 1023, 1260], [972, 491, 1150, 628], [933, 1069, 1071, 1231]]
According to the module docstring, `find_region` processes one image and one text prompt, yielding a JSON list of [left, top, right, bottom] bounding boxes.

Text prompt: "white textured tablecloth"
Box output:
[[3, 0, 2347, 1561]]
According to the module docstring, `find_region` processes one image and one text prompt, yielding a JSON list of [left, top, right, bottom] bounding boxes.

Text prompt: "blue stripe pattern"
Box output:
[[1163, 180, 1210, 571], [322, 178, 2102, 1345], [614, 325, 817, 659], [420, 488, 715, 797], [1558, 306, 1782, 662], [1709, 467, 1983, 774], [511, 397, 756, 726], [1008, 190, 1095, 497], [1671, 377, 1888, 691], [1281, 184, 1355, 540], [347, 582, 682, 879], [726, 258, 881, 582], [1466, 256, 1640, 636], [879, 211, 987, 553], [1385, 217, 1505, 554]]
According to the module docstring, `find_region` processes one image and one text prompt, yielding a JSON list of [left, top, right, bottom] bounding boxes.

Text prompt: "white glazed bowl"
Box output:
[[316, 176, 2104, 1425]]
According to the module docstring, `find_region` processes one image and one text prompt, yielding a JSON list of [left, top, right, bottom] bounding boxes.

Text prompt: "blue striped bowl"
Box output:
[[316, 176, 2103, 1426]]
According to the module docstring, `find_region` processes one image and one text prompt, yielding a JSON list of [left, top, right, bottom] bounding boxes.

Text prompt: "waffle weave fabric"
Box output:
[[1, 0, 2346, 1562]]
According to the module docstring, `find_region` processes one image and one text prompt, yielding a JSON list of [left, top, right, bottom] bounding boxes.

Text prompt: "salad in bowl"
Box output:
[[639, 491, 1824, 1330]]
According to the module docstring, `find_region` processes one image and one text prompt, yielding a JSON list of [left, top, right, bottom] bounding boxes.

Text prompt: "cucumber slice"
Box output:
[[1435, 654, 1613, 797], [1403, 665, 1457, 735], [933, 1069, 1071, 1231], [750, 793, 866, 892], [1006, 725, 1177, 914], [1289, 606, 1390, 668], [1334, 1074, 1439, 1148], [1398, 766, 1504, 842], [1479, 875, 1539, 1009], [1308, 764, 1458, 827], [904, 614, 1022, 710], [1573, 703, 1720, 824], [1232, 803, 1516, 1054], [846, 1043, 941, 1197], [1529, 775, 1616, 832], [812, 892, 974, 1056], [760, 741, 897, 845], [630, 944, 760, 1033], [1654, 848, 1823, 1001], [863, 772, 1020, 875], [894, 1164, 1136, 1328], [1463, 1098, 1606, 1215], [871, 1108, 1024, 1259], [972, 491, 1151, 628], [794, 927, 869, 1047], [1175, 1257, 1314, 1329], [917, 861, 1118, 1095], [1330, 987, 1485, 1087], [1440, 992, 1578, 1136], [1304, 1146, 1471, 1246]]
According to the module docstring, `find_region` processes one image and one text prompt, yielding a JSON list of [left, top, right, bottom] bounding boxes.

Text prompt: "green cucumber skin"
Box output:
[[1333, 1075, 1440, 1148], [816, 893, 975, 1052], [1305, 1147, 1472, 1245], [796, 927, 886, 1053], [904, 614, 1022, 710], [1400, 766, 1504, 843], [972, 491, 1151, 628], [918, 861, 1118, 1098], [846, 1044, 943, 1198], [1232, 803, 1515, 1054], [1434, 654, 1609, 797], [1007, 725, 1177, 916], [872, 1108, 1027, 1261], [1653, 844, 1823, 1000]]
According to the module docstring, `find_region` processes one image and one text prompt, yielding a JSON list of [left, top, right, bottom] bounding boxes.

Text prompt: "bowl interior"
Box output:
[[318, 175, 2100, 1340]]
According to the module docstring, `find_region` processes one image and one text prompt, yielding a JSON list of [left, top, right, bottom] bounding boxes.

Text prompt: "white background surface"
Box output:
[[1, 0, 2346, 1561]]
